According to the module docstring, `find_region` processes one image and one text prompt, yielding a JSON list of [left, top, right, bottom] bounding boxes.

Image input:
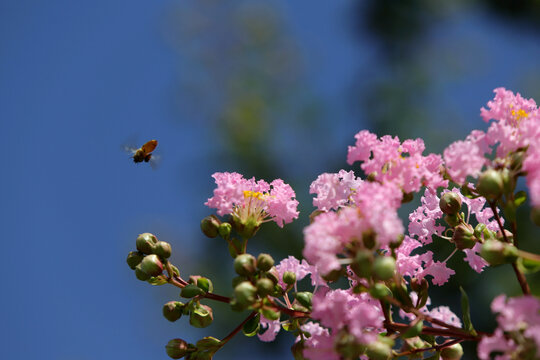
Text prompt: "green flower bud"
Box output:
[[189, 304, 213, 328], [163, 301, 184, 322], [510, 149, 525, 171], [139, 254, 163, 276], [362, 230, 377, 250], [234, 281, 257, 308], [165, 338, 190, 359], [452, 223, 477, 250], [501, 168, 515, 195], [351, 250, 373, 279], [264, 267, 280, 284], [283, 271, 297, 285], [335, 332, 367, 359], [180, 284, 205, 298], [481, 240, 518, 266], [200, 215, 220, 238], [441, 343, 464, 360], [531, 207, 540, 227], [196, 277, 213, 293], [373, 256, 396, 281], [402, 320, 423, 338], [135, 266, 151, 281], [234, 254, 257, 276], [256, 253, 275, 272], [154, 241, 172, 259], [256, 278, 274, 297], [444, 213, 461, 228], [366, 340, 392, 360], [477, 169, 504, 200], [261, 307, 280, 321], [369, 283, 392, 299], [440, 192, 462, 215], [410, 277, 428, 293], [218, 222, 232, 239], [136, 232, 158, 254], [126, 251, 144, 270], [295, 292, 313, 308], [291, 341, 306, 360]]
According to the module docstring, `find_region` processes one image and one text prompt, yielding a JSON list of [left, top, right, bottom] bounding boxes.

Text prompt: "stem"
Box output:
[[220, 311, 258, 345], [518, 249, 540, 262], [393, 338, 464, 357], [489, 202, 508, 242], [385, 322, 481, 341]]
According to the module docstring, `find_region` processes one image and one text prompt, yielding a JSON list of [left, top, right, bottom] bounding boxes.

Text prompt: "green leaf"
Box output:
[[515, 191, 527, 207], [517, 257, 540, 274], [460, 287, 477, 336], [147, 275, 167, 286], [242, 313, 260, 337]]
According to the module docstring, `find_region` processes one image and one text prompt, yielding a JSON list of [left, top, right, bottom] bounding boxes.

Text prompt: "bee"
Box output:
[[125, 140, 158, 163]]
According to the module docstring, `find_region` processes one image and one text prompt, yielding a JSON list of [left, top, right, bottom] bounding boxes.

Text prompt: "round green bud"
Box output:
[[135, 266, 151, 281], [261, 307, 280, 321], [295, 292, 313, 308], [256, 278, 274, 297], [283, 271, 297, 285], [234, 281, 257, 308], [180, 284, 205, 298], [369, 283, 392, 299], [531, 207, 540, 227], [402, 320, 423, 339], [139, 254, 163, 277], [501, 168, 515, 194], [165, 338, 190, 359], [189, 304, 213, 328], [196, 277, 213, 293], [136, 232, 158, 254], [200, 215, 220, 238], [291, 341, 305, 360], [373, 256, 396, 281], [441, 343, 464, 360], [234, 254, 257, 276], [366, 340, 392, 360], [265, 267, 280, 284], [351, 250, 373, 279], [444, 213, 461, 228], [477, 169, 504, 200], [440, 192, 462, 215], [257, 253, 274, 272], [218, 222, 232, 239], [452, 223, 477, 250], [335, 332, 367, 359], [480, 240, 518, 266], [410, 277, 428, 293], [163, 301, 183, 322], [154, 241, 172, 259], [126, 251, 144, 270]]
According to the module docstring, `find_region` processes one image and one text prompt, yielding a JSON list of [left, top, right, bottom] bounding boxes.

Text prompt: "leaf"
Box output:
[[517, 257, 540, 274], [460, 287, 477, 336], [242, 313, 260, 337], [514, 191, 527, 207], [147, 275, 167, 286]]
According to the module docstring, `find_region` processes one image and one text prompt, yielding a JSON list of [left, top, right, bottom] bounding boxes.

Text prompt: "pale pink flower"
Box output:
[[300, 322, 339, 360], [477, 329, 515, 360], [443, 139, 485, 184], [408, 189, 444, 245], [428, 306, 462, 328], [309, 170, 362, 211], [257, 315, 281, 342], [274, 256, 327, 289], [491, 295, 540, 333]]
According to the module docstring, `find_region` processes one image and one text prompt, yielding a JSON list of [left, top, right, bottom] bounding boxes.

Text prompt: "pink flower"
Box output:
[[274, 256, 326, 289], [257, 315, 281, 342], [205, 172, 299, 228], [300, 322, 339, 360], [443, 139, 485, 185], [491, 295, 540, 333], [309, 170, 362, 211], [477, 329, 515, 360], [428, 306, 462, 328]]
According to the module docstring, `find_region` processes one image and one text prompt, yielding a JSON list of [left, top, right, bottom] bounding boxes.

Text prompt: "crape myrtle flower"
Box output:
[[299, 322, 340, 360], [309, 170, 362, 211], [347, 130, 447, 192], [205, 172, 299, 228], [399, 292, 462, 329], [274, 256, 326, 290]]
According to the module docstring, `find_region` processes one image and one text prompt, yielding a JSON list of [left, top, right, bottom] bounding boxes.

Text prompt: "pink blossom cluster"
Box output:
[[347, 130, 447, 192], [399, 292, 462, 329], [303, 181, 403, 275], [309, 170, 362, 211], [205, 172, 299, 227], [478, 295, 540, 360]]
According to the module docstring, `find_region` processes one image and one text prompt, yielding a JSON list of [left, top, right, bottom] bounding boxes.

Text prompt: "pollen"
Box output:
[[511, 109, 528, 121], [243, 190, 264, 200]]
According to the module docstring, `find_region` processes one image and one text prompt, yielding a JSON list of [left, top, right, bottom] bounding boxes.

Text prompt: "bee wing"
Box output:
[[141, 140, 158, 154], [149, 154, 161, 170], [122, 145, 138, 155]]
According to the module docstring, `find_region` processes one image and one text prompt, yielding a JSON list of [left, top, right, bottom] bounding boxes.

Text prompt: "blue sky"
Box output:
[[1, 1, 540, 359]]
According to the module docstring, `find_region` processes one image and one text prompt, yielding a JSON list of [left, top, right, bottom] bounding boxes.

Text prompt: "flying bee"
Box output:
[[125, 139, 158, 164]]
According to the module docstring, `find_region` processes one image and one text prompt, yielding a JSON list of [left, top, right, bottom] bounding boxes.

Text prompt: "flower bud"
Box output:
[[234, 281, 257, 308], [180, 284, 205, 298], [218, 222, 232, 239], [441, 343, 464, 360], [256, 253, 274, 272], [136, 232, 158, 254], [234, 254, 257, 276], [291, 341, 306, 360], [196, 277, 213, 293], [189, 304, 213, 328], [163, 301, 184, 322], [452, 223, 476, 250], [335, 332, 366, 359], [481, 240, 518, 266], [444, 214, 460, 228], [139, 254, 163, 276], [402, 320, 423, 338], [135, 266, 151, 281], [200, 215, 220, 238], [126, 251, 144, 270], [351, 250, 373, 278], [366, 339, 392, 360], [440, 192, 462, 215], [265, 267, 280, 285], [410, 277, 428, 293], [531, 207, 540, 227], [261, 307, 280, 321], [165, 338, 190, 359], [373, 256, 396, 281], [369, 283, 392, 299], [154, 241, 172, 259], [295, 292, 313, 308], [362, 230, 377, 250], [283, 271, 297, 285], [256, 278, 274, 297], [510, 149, 525, 171], [477, 169, 504, 200]]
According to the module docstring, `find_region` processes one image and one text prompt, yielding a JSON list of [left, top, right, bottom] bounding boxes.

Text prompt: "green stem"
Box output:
[[518, 249, 540, 262], [220, 311, 258, 345]]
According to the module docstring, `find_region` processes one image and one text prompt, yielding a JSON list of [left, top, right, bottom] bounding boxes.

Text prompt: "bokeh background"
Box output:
[[2, 0, 540, 359]]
